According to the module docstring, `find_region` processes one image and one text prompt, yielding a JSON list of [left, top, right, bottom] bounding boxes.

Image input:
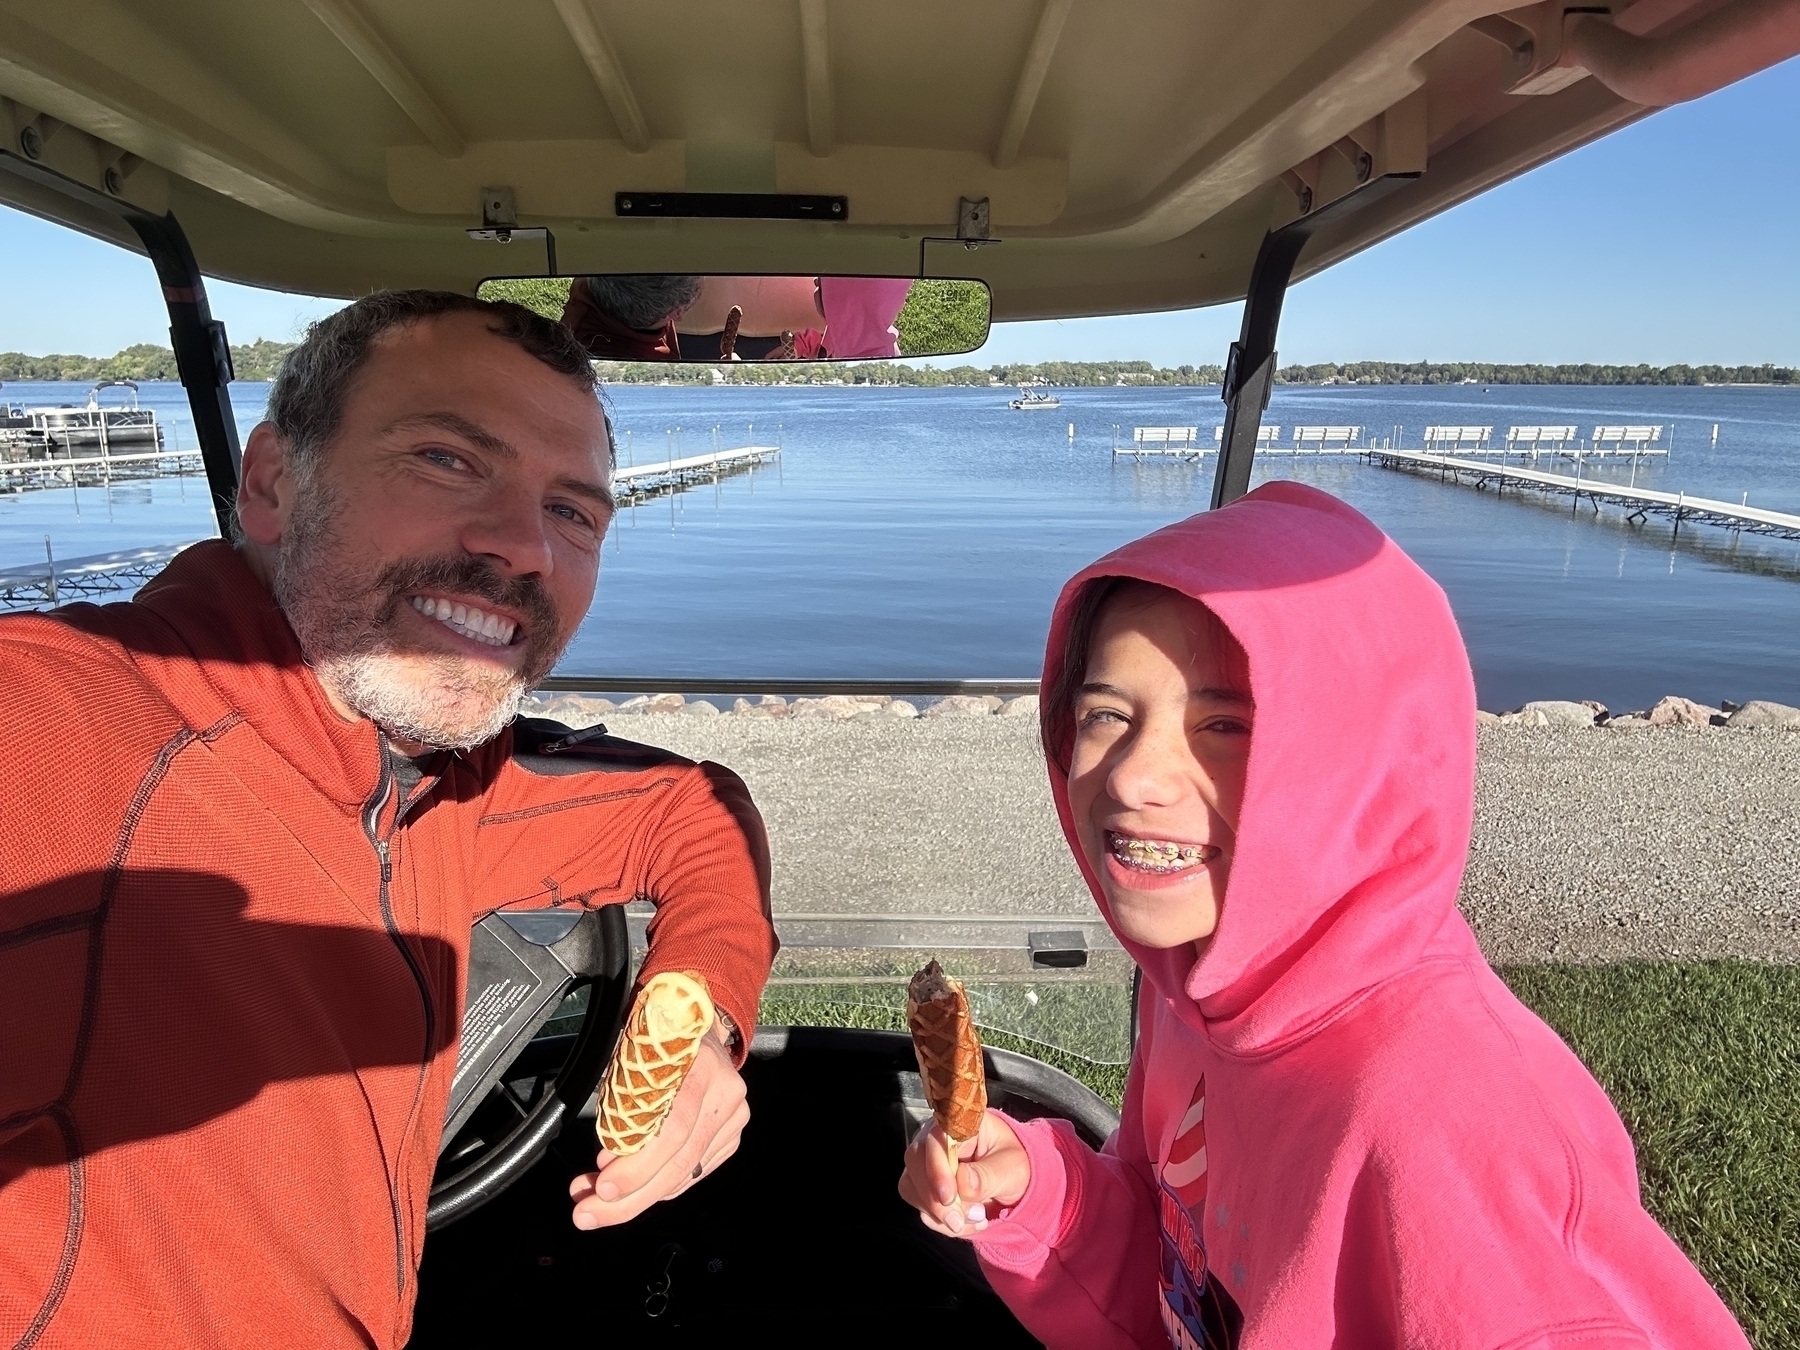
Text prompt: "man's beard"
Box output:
[[271, 473, 567, 750]]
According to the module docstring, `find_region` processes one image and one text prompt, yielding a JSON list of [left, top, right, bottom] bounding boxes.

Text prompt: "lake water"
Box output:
[[3, 378, 1796, 711]]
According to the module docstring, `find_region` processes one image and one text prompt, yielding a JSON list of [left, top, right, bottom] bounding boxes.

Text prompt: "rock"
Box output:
[[984, 695, 1005, 712], [1607, 715, 1654, 729], [1521, 700, 1599, 727], [791, 695, 881, 721], [1725, 700, 1800, 729], [641, 693, 687, 715], [1475, 710, 1501, 726], [1579, 700, 1610, 722], [886, 700, 918, 718], [613, 695, 650, 715], [682, 699, 720, 717], [758, 695, 790, 714], [1000, 695, 1040, 718], [1646, 695, 1717, 728], [926, 694, 998, 718], [1720, 699, 1743, 715], [1497, 708, 1550, 727]]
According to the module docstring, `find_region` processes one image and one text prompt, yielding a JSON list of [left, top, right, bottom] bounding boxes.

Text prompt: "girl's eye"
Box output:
[[1197, 717, 1251, 736], [1078, 706, 1128, 728]]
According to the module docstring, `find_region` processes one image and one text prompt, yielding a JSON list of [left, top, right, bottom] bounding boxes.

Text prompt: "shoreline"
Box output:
[[525, 690, 1800, 731]]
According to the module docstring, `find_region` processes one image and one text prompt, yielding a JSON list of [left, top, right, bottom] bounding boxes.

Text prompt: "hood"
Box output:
[[1042, 482, 1479, 1055]]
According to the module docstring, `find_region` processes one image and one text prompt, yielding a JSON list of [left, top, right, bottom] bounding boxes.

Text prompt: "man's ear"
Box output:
[[235, 422, 296, 547]]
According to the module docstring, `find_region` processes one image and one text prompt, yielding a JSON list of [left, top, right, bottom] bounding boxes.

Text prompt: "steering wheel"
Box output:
[[427, 903, 632, 1230]]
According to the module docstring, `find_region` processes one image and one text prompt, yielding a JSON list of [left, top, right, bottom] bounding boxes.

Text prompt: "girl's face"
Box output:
[[1066, 590, 1252, 950]]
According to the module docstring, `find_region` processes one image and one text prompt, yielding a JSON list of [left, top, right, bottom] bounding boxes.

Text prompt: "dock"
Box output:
[[1367, 449, 1800, 541], [613, 445, 779, 503], [0, 448, 204, 493], [0, 542, 196, 610]]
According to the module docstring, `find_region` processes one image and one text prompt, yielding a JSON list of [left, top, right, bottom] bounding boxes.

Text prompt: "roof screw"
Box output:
[[18, 124, 42, 160], [1298, 185, 1314, 214], [104, 165, 125, 195], [1356, 151, 1372, 183], [619, 197, 633, 211]]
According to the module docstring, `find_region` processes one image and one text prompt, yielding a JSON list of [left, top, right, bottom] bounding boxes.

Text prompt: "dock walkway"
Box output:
[[0, 542, 195, 609], [613, 445, 779, 502], [1368, 449, 1800, 541]]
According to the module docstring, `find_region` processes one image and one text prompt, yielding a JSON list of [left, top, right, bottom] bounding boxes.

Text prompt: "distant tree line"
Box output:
[[5, 346, 1795, 390], [0, 339, 297, 384], [1272, 361, 1799, 386]]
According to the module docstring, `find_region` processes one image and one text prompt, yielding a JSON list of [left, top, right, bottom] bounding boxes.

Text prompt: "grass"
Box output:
[[1498, 962, 1800, 1349], [762, 961, 1800, 1348]]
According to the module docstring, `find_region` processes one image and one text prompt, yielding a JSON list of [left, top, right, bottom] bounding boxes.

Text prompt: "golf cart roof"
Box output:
[[0, 0, 1778, 319]]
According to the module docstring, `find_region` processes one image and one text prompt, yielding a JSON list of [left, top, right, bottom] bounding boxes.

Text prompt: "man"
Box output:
[[558, 273, 702, 361], [0, 292, 776, 1348]]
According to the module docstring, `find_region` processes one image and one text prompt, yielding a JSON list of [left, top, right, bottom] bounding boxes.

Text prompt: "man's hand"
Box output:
[[568, 1026, 748, 1229], [898, 1109, 1031, 1238]]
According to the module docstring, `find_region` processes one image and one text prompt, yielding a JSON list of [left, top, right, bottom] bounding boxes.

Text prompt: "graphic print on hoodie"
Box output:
[[1157, 1076, 1242, 1350], [969, 482, 1750, 1350]]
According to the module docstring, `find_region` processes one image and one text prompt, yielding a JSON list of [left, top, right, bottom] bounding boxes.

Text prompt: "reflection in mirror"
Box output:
[[478, 275, 990, 364]]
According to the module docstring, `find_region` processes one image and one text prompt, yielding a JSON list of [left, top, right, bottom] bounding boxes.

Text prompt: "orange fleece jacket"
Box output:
[[0, 541, 775, 1349]]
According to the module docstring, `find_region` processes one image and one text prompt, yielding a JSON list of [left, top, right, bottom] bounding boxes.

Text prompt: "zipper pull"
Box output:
[[376, 838, 392, 884]]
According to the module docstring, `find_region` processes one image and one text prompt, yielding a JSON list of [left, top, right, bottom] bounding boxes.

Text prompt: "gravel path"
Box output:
[[612, 716, 1800, 964]]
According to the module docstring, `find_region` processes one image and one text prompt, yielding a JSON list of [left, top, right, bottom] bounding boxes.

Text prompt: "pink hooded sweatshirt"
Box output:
[[972, 482, 1748, 1349]]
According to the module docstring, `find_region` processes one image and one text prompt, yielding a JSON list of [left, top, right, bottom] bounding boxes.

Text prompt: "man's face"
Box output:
[[239, 311, 613, 750]]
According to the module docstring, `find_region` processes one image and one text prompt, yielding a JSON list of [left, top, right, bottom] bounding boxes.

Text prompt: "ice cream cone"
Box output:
[[595, 970, 715, 1156], [907, 960, 987, 1149]]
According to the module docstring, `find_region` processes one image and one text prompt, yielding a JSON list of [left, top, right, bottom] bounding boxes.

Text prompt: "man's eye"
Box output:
[[420, 448, 466, 471], [548, 502, 593, 528]]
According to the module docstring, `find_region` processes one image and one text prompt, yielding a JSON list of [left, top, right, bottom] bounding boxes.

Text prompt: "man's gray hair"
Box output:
[[578, 274, 702, 331], [265, 289, 603, 474]]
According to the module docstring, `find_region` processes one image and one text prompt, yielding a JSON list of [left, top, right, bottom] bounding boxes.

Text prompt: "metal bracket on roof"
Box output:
[[957, 196, 991, 241], [467, 186, 557, 275]]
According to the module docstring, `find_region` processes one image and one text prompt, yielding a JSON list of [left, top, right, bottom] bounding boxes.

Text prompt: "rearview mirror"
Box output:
[[478, 275, 990, 363]]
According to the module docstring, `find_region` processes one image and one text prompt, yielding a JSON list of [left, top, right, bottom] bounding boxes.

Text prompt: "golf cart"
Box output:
[[2, 0, 1792, 1341]]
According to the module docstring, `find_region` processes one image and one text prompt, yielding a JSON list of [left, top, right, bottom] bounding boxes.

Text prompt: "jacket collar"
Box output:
[[131, 540, 384, 811]]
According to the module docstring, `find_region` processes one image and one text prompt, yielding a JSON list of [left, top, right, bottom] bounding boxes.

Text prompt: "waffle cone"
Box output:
[[595, 970, 715, 1156], [907, 960, 986, 1146]]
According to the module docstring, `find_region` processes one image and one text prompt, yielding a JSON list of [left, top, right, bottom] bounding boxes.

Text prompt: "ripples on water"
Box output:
[[2, 379, 1795, 710]]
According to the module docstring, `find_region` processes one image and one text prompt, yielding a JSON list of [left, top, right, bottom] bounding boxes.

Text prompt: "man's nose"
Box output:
[[458, 487, 553, 577]]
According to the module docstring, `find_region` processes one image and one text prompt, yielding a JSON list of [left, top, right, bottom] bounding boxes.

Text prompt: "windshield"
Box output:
[[6, 372, 1799, 1067]]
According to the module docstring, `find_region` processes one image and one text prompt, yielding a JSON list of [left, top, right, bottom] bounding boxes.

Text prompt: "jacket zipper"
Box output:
[[361, 756, 438, 1309]]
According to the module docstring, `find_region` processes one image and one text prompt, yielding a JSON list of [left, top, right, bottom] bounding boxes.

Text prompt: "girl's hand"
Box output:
[[898, 1109, 1031, 1238]]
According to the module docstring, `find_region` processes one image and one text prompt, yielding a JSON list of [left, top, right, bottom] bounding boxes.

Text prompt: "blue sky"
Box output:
[[3, 54, 1795, 367]]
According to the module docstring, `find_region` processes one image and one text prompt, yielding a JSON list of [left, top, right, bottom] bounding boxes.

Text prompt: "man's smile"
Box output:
[[407, 593, 522, 649]]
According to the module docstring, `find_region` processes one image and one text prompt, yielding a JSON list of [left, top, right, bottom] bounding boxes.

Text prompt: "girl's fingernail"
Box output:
[[965, 1203, 987, 1223], [944, 1210, 964, 1233]]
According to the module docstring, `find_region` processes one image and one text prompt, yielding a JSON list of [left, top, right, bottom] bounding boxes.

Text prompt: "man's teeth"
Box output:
[[408, 595, 517, 648], [1109, 836, 1212, 872]]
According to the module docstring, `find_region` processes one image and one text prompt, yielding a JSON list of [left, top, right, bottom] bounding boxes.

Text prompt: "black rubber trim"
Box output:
[[748, 1026, 1121, 1149]]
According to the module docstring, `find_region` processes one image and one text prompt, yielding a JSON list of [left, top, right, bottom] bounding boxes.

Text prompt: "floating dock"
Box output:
[[613, 445, 779, 503], [0, 542, 195, 610], [0, 448, 204, 493], [1367, 449, 1800, 542]]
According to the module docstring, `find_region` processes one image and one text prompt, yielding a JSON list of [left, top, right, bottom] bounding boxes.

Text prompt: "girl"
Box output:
[[900, 482, 1748, 1348]]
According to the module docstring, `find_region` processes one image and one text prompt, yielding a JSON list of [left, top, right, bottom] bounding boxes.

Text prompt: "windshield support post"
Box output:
[[129, 213, 242, 535], [0, 150, 242, 536], [1211, 172, 1418, 509]]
